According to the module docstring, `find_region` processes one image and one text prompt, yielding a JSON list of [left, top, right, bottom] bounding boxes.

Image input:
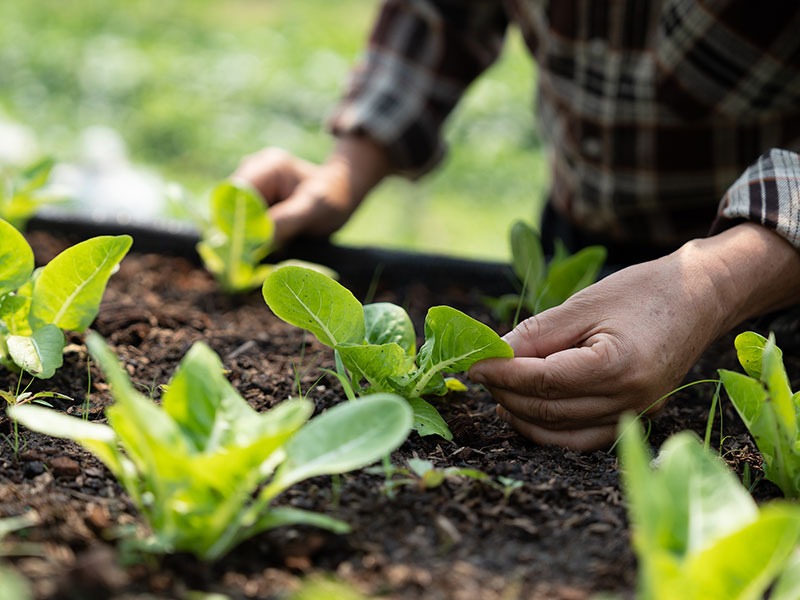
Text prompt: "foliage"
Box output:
[[618, 414, 800, 600], [486, 220, 605, 321], [0, 514, 37, 600], [0, 158, 62, 229], [262, 265, 513, 440], [0, 218, 130, 378], [196, 180, 274, 292], [719, 332, 800, 498], [9, 332, 412, 561], [196, 179, 335, 293]]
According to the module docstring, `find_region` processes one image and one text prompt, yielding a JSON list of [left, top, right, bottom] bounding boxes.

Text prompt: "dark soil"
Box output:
[[1, 232, 796, 600]]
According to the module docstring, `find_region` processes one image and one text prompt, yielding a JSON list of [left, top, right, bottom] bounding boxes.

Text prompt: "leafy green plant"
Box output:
[[0, 158, 62, 230], [0, 218, 131, 379], [718, 331, 800, 498], [618, 414, 800, 600], [196, 180, 275, 293], [486, 220, 606, 321], [0, 514, 37, 600], [9, 332, 412, 561], [262, 265, 513, 440], [196, 180, 335, 293]]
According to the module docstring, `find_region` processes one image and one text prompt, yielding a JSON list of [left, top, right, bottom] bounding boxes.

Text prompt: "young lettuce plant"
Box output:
[[197, 180, 335, 293], [0, 157, 62, 230], [9, 332, 412, 561], [486, 220, 606, 321], [0, 217, 131, 378], [262, 265, 513, 440], [618, 414, 800, 600], [718, 331, 800, 497], [196, 180, 275, 293]]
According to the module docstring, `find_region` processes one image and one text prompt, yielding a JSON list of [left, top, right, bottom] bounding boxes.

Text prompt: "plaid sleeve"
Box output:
[[327, 0, 508, 177], [712, 149, 800, 249]]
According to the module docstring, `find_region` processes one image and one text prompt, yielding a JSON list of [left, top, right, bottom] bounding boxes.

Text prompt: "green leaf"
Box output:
[[772, 548, 800, 600], [9, 403, 124, 477], [0, 565, 32, 600], [617, 416, 800, 599], [0, 295, 32, 336], [266, 394, 412, 495], [510, 220, 545, 287], [6, 325, 65, 378], [407, 397, 453, 440], [16, 157, 55, 196], [363, 302, 416, 355], [683, 503, 800, 600], [197, 180, 273, 292], [263, 265, 365, 347], [720, 334, 800, 497], [534, 245, 606, 313], [733, 331, 768, 380], [411, 306, 512, 397], [29, 235, 132, 332], [335, 342, 413, 393], [0, 218, 34, 296]]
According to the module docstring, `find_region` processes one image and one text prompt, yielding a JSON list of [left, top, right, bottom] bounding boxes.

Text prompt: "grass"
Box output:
[[0, 0, 547, 260]]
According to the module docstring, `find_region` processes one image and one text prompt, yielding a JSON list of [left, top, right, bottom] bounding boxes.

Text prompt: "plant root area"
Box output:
[[1, 232, 795, 600]]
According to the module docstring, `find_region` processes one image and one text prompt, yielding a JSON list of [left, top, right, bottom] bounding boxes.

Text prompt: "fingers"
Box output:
[[470, 336, 629, 400], [232, 147, 316, 205], [490, 387, 624, 430], [496, 406, 618, 451]]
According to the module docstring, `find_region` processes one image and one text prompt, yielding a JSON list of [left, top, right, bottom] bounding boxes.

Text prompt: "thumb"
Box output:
[[504, 300, 594, 358]]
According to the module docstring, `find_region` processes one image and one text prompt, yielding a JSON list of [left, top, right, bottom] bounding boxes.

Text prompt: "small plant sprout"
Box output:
[[197, 180, 336, 293], [196, 180, 275, 293], [0, 217, 131, 379], [718, 331, 800, 498], [0, 157, 62, 230], [618, 414, 800, 600], [262, 265, 514, 440], [486, 220, 606, 322], [9, 332, 413, 561]]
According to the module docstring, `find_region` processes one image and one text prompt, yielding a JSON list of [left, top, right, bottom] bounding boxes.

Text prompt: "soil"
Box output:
[[1, 231, 797, 600]]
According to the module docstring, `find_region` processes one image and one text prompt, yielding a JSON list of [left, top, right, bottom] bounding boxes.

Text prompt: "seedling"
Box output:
[[618, 414, 800, 600], [262, 265, 514, 440], [0, 157, 62, 230], [0, 217, 131, 379], [718, 331, 800, 498], [10, 332, 413, 561], [197, 180, 336, 293], [486, 220, 605, 322]]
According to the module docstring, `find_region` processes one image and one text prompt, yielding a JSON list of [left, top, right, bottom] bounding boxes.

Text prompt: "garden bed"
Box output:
[[0, 229, 791, 600]]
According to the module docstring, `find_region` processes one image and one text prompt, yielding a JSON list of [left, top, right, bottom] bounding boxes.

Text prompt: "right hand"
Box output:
[[232, 138, 390, 246]]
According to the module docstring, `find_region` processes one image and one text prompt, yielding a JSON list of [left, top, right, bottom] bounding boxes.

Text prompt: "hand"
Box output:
[[232, 137, 390, 246], [469, 224, 800, 451]]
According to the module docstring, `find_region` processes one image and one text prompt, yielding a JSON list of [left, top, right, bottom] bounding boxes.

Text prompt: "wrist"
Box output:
[[676, 223, 800, 335], [327, 135, 391, 203]]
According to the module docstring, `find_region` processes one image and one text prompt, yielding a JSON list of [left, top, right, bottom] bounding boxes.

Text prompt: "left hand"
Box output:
[[469, 224, 800, 451]]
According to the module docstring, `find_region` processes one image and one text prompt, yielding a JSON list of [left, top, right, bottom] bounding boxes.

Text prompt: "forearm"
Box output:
[[679, 223, 800, 338], [325, 135, 392, 210]]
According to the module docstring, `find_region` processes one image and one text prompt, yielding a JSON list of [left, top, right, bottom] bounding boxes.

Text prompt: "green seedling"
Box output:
[[618, 414, 800, 600], [10, 332, 412, 561], [718, 331, 800, 498], [0, 218, 131, 379], [196, 180, 334, 293], [486, 220, 605, 322], [0, 158, 62, 230], [263, 265, 514, 440], [196, 180, 275, 293], [0, 514, 37, 600]]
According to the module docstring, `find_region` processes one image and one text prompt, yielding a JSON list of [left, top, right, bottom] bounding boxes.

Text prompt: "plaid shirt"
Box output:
[[329, 0, 800, 250]]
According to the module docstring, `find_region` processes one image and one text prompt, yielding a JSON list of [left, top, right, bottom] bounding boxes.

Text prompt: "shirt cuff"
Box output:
[[711, 148, 800, 249]]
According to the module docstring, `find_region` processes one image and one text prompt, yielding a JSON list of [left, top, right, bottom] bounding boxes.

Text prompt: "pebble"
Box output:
[[50, 456, 81, 478]]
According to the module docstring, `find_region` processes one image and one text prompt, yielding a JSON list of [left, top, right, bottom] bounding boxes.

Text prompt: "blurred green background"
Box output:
[[0, 0, 549, 261]]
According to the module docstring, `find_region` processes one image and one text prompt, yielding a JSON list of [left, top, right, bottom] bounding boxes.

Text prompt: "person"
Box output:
[[234, 1, 800, 450]]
